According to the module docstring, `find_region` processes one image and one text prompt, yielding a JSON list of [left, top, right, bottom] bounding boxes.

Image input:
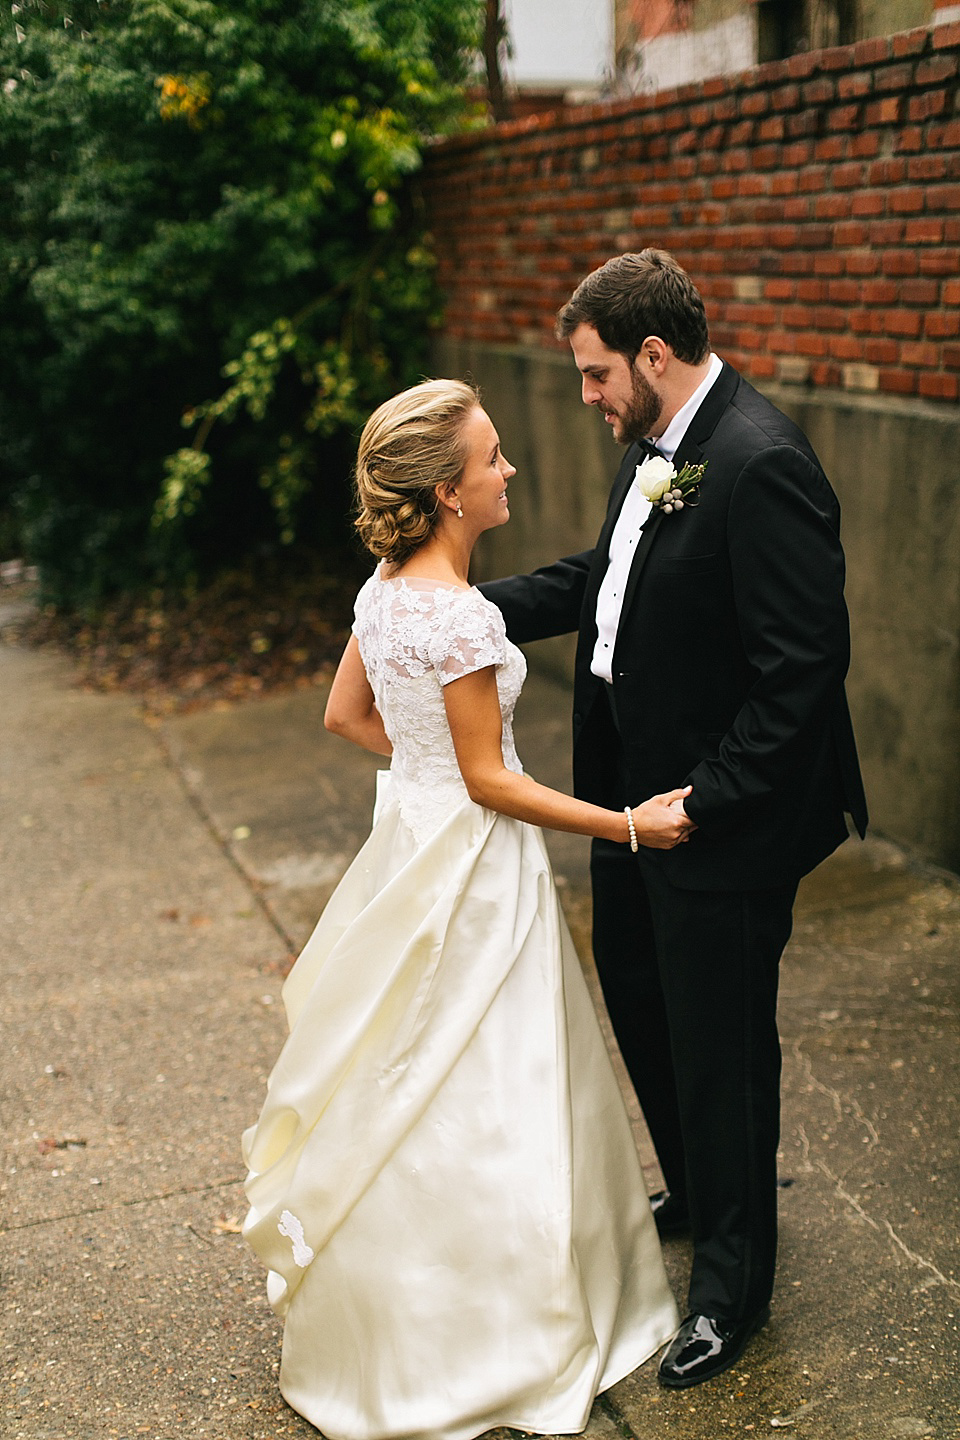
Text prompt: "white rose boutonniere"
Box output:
[[635, 453, 708, 514]]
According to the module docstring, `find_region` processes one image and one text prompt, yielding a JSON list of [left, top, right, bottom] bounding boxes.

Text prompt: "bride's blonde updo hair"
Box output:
[[355, 379, 480, 565]]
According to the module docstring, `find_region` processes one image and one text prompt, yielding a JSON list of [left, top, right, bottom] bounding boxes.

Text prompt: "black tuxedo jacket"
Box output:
[[481, 363, 868, 891]]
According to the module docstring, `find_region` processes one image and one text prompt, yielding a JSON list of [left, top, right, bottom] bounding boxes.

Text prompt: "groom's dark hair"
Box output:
[[556, 250, 710, 366]]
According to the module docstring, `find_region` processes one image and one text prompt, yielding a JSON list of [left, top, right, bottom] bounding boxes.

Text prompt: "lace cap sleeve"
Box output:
[[429, 589, 507, 686], [350, 572, 379, 638]]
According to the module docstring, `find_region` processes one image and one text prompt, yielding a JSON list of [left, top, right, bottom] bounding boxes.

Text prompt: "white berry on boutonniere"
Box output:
[[634, 454, 708, 514]]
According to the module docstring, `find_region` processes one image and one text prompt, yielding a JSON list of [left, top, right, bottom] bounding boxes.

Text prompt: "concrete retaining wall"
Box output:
[[435, 335, 960, 871]]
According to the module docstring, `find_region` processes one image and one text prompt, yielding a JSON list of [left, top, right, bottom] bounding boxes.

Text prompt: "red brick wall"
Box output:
[[421, 24, 960, 403]]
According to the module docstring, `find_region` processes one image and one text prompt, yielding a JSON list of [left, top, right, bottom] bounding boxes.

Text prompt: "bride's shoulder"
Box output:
[[352, 569, 382, 618], [359, 569, 504, 644], [430, 583, 504, 626], [377, 570, 475, 616], [427, 586, 507, 679]]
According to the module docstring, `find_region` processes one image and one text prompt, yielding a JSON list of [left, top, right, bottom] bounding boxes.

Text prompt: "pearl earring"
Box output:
[[456, 505, 463, 518]]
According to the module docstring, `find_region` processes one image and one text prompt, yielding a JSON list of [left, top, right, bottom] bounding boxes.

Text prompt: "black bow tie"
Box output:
[[637, 439, 665, 461]]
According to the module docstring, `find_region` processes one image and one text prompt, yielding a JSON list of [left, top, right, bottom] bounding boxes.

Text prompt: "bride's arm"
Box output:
[[444, 666, 693, 848], [324, 636, 393, 757]]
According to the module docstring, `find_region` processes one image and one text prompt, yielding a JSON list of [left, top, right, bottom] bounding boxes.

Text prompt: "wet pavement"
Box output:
[[2, 605, 958, 1440]]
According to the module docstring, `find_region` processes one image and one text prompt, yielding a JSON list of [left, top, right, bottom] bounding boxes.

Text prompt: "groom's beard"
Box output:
[[615, 364, 664, 446]]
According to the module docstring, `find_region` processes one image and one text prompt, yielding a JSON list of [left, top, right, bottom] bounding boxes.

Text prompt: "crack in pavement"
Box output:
[[796, 1120, 813, 1172], [805, 1150, 960, 1295], [816, 1156, 960, 1294], [791, 1037, 880, 1144], [791, 1045, 957, 1294], [597, 1391, 641, 1440], [149, 718, 297, 956], [0, 1176, 244, 1236]]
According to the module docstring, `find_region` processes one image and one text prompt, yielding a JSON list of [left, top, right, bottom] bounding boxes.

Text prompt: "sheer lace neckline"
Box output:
[[377, 569, 472, 595]]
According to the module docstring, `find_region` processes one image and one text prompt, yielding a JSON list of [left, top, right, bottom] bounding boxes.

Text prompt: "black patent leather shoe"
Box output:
[[648, 1189, 690, 1236], [658, 1307, 771, 1388]]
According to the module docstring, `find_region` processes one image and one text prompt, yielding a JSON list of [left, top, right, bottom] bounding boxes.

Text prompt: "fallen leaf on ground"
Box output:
[[213, 1214, 243, 1234], [17, 564, 361, 712], [37, 1135, 88, 1154]]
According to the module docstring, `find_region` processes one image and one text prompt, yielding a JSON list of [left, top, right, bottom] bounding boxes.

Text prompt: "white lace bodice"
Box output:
[[352, 571, 526, 845]]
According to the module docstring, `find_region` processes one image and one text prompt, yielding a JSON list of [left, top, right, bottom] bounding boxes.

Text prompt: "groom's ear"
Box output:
[[639, 336, 669, 374]]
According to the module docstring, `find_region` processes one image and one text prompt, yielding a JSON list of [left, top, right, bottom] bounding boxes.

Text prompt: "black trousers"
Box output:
[[590, 834, 797, 1322]]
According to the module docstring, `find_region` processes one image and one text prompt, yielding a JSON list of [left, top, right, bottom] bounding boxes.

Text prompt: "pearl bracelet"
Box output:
[[624, 806, 639, 852]]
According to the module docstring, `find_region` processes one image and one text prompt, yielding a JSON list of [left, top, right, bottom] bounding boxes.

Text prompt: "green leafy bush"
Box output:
[[0, 0, 482, 610]]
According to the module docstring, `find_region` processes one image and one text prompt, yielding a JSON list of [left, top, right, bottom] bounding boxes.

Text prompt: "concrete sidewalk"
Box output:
[[2, 612, 958, 1440]]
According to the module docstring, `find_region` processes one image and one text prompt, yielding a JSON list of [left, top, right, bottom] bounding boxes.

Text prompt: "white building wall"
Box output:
[[503, 0, 615, 89], [638, 10, 757, 92]]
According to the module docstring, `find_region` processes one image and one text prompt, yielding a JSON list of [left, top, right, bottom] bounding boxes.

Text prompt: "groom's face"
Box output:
[[569, 323, 663, 445]]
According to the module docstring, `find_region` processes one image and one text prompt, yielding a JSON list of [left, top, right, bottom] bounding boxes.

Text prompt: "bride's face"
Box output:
[[451, 407, 516, 531]]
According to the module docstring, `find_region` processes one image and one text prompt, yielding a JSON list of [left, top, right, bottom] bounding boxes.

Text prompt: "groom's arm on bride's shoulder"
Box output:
[[324, 636, 393, 757], [478, 550, 593, 644], [682, 444, 850, 835]]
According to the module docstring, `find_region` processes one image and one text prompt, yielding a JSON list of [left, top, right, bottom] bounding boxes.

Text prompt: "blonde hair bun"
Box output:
[[355, 379, 479, 565]]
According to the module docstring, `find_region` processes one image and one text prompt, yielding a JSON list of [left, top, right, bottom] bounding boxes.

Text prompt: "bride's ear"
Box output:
[[435, 482, 460, 518]]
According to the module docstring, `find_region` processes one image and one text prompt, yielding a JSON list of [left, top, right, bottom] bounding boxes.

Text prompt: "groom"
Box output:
[[481, 250, 867, 1387]]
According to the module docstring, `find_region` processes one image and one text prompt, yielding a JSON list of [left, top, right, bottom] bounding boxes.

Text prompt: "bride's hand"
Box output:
[[629, 786, 696, 849]]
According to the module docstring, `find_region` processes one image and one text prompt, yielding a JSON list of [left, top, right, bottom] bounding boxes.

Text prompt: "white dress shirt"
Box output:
[[590, 354, 724, 683]]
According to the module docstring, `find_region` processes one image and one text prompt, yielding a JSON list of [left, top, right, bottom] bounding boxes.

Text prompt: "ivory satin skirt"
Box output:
[[242, 779, 678, 1440]]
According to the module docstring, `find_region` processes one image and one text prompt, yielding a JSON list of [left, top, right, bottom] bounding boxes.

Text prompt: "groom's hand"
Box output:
[[631, 787, 697, 849]]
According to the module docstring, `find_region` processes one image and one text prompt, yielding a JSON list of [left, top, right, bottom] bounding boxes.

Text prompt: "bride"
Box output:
[[241, 380, 689, 1440]]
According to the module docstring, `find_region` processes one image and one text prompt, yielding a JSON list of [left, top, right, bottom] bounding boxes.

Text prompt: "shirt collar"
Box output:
[[650, 353, 723, 465]]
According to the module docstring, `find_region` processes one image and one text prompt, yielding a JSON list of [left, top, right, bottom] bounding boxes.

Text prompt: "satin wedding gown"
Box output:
[[242, 571, 678, 1440]]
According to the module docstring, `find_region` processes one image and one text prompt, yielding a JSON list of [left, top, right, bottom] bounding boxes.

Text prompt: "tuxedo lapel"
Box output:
[[616, 364, 740, 629], [671, 432, 703, 472], [672, 361, 740, 470]]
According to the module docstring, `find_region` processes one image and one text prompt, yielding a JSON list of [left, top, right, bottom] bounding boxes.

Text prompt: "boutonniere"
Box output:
[[634, 454, 708, 514]]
